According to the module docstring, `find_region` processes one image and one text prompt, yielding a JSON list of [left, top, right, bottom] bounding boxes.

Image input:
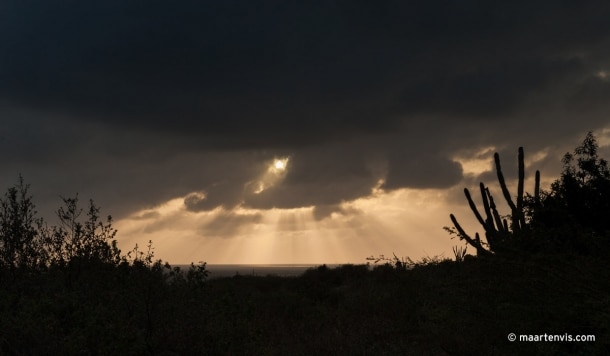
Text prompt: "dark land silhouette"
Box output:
[[1, 133, 609, 354]]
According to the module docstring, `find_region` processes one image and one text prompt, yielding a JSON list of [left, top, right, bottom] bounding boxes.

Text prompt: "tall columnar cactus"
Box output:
[[450, 147, 540, 256]]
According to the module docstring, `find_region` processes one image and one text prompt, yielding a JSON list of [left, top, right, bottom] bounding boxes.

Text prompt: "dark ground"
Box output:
[[1, 252, 609, 355]]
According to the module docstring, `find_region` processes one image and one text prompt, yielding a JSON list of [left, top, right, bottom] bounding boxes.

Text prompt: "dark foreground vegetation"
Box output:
[[1, 133, 610, 354], [2, 252, 609, 355]]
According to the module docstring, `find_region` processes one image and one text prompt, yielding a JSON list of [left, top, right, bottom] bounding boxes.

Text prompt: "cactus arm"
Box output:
[[464, 188, 486, 228], [494, 152, 518, 212], [480, 183, 494, 230], [486, 188, 506, 234], [495, 151, 523, 231], [517, 147, 524, 213], [517, 147, 526, 230], [534, 170, 540, 206], [479, 183, 499, 248], [449, 214, 475, 245], [450, 214, 491, 256]]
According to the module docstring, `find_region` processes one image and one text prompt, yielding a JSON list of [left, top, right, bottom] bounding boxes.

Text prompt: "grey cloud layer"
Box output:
[[3, 1, 609, 139], [1, 1, 610, 220]]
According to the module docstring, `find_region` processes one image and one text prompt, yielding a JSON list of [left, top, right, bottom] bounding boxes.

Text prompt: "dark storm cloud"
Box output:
[[400, 59, 584, 117], [0, 0, 405, 146], [568, 75, 610, 113], [242, 143, 380, 210], [3, 1, 610, 144], [383, 153, 463, 190], [2, 1, 610, 221]]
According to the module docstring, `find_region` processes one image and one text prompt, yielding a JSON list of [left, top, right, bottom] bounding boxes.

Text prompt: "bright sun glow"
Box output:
[[274, 158, 287, 171]]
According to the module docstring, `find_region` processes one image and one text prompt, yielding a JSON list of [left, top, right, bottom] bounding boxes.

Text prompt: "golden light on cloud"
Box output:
[[111, 153, 479, 265], [599, 127, 610, 147], [452, 146, 496, 176], [114, 185, 466, 265], [524, 148, 549, 166]]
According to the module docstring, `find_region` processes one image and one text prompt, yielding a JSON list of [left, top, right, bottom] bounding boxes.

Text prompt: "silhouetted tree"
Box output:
[[0, 176, 46, 270], [0, 176, 121, 272], [528, 132, 610, 252], [50, 195, 121, 267]]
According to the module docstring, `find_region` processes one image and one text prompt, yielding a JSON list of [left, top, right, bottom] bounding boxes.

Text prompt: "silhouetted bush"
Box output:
[[0, 176, 122, 274], [49, 195, 121, 267], [526, 131, 610, 256], [0, 176, 46, 270]]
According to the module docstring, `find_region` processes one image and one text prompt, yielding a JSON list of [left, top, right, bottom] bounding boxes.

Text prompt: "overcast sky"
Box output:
[[2, 1, 610, 264]]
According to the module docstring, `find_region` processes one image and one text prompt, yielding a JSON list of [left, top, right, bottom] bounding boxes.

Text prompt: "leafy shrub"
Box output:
[[0, 176, 46, 270], [526, 132, 610, 255], [0, 177, 121, 271]]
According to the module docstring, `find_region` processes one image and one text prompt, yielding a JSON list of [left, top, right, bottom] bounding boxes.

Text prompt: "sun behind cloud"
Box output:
[[272, 157, 288, 172], [247, 157, 291, 195]]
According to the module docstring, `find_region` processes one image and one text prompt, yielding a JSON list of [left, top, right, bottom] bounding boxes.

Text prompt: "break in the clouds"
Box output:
[[1, 1, 610, 253]]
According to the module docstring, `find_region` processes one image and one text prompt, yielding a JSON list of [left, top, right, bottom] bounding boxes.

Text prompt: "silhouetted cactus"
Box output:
[[449, 147, 540, 256]]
